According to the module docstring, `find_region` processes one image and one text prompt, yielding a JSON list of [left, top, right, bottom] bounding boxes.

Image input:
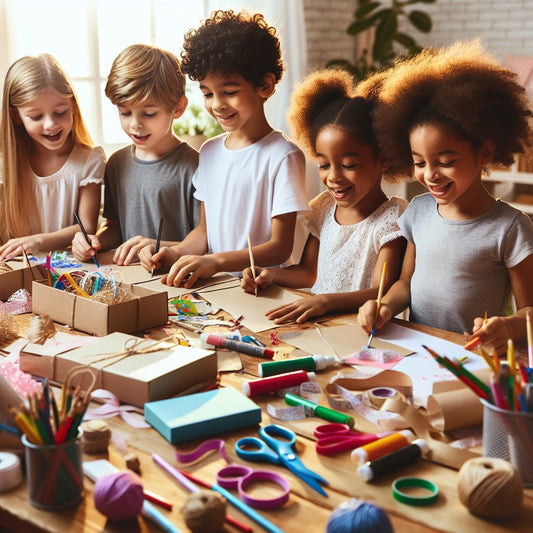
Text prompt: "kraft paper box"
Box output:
[[31, 280, 167, 336], [0, 265, 46, 301], [19, 332, 218, 407]]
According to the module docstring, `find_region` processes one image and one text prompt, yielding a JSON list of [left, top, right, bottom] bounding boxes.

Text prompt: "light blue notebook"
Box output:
[[144, 387, 262, 443]]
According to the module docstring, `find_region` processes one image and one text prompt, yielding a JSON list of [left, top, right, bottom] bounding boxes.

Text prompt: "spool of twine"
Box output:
[[326, 498, 394, 533], [81, 420, 111, 454], [181, 489, 227, 533], [457, 457, 523, 519], [27, 314, 56, 345], [93, 471, 144, 521]]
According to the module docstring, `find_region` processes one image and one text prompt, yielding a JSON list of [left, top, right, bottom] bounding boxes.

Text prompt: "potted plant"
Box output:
[[327, 0, 437, 81], [173, 103, 223, 150]]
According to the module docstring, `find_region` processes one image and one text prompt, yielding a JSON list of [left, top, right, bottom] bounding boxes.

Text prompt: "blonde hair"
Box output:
[[105, 44, 186, 111], [1, 53, 93, 240]]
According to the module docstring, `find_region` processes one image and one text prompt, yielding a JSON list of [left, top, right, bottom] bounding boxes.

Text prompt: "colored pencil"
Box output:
[[73, 210, 99, 268], [527, 310, 533, 368], [366, 261, 386, 348], [247, 234, 258, 296], [151, 217, 164, 277]]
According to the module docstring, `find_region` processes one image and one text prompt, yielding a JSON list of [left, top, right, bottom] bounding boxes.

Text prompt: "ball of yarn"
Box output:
[[81, 419, 111, 454], [93, 471, 144, 521], [326, 498, 394, 533], [181, 489, 227, 533], [458, 457, 523, 519]]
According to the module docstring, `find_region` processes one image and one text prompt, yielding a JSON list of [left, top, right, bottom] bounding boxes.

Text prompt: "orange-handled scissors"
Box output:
[[313, 423, 393, 456]]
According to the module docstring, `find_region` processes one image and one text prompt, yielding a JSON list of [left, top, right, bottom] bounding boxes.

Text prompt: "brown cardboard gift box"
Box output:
[[1, 265, 46, 301], [31, 280, 168, 336], [19, 332, 218, 407]]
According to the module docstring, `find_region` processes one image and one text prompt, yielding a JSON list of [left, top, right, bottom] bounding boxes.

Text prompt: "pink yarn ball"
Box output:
[[93, 471, 144, 521]]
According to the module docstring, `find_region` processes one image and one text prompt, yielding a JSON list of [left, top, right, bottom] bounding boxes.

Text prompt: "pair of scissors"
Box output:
[[313, 423, 393, 456], [235, 424, 329, 497]]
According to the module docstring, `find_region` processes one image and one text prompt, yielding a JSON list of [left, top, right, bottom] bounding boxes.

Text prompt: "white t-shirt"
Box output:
[[33, 145, 105, 232], [305, 191, 408, 294], [193, 130, 309, 258]]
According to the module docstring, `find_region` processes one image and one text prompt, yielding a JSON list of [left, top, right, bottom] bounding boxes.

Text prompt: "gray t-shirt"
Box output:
[[399, 193, 533, 334], [103, 142, 200, 242]]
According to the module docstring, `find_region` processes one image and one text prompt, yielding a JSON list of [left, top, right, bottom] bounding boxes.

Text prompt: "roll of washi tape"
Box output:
[[366, 387, 399, 408], [0, 452, 23, 492], [392, 476, 439, 506]]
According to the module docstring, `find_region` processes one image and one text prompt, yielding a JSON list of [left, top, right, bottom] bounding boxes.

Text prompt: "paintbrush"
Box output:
[[73, 211, 99, 268], [151, 217, 164, 277], [247, 234, 258, 296], [365, 261, 387, 348]]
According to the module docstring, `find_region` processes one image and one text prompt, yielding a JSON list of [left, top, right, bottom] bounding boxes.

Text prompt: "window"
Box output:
[[1, 0, 306, 156]]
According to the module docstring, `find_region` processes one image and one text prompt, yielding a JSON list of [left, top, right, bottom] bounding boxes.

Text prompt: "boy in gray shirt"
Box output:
[[72, 44, 200, 265]]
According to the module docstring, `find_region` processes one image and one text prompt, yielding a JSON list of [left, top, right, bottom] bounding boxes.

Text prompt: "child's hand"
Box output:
[[140, 245, 178, 273], [113, 236, 153, 266], [162, 255, 218, 288], [266, 294, 330, 324], [71, 232, 100, 262], [467, 315, 511, 355], [357, 299, 392, 333], [241, 266, 274, 294], [0, 235, 43, 261]]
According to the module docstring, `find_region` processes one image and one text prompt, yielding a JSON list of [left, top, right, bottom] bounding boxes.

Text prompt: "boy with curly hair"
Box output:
[[72, 44, 200, 265], [140, 10, 308, 286]]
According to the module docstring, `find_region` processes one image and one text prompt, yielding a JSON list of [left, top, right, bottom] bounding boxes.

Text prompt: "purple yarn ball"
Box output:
[[93, 471, 144, 521]]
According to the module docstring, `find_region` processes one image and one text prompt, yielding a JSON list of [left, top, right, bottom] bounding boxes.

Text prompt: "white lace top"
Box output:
[[304, 191, 408, 294]]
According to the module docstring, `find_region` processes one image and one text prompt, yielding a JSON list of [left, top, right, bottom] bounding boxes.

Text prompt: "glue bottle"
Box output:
[[242, 370, 316, 397], [258, 354, 337, 377]]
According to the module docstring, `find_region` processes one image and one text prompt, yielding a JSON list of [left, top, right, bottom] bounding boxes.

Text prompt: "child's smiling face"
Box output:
[[316, 126, 382, 216], [410, 123, 488, 212]]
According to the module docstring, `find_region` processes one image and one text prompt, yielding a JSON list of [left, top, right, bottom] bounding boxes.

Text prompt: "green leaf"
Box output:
[[355, 1, 380, 19], [348, 10, 386, 35], [409, 10, 432, 32], [394, 31, 417, 49], [373, 9, 397, 60]]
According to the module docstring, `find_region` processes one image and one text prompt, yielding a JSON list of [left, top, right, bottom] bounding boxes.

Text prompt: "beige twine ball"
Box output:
[[457, 457, 523, 520], [81, 419, 111, 454], [181, 489, 227, 533], [27, 314, 56, 345]]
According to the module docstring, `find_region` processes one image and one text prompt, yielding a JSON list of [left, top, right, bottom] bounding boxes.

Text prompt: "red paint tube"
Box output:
[[242, 370, 316, 397]]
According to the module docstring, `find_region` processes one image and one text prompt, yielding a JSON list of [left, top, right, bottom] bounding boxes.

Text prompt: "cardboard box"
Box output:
[[31, 280, 168, 336], [19, 332, 217, 407], [144, 387, 262, 443], [0, 265, 46, 301]]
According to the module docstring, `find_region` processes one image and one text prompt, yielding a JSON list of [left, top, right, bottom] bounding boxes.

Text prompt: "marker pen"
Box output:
[[356, 439, 429, 482], [350, 430, 415, 465], [242, 370, 316, 397], [200, 333, 274, 359], [259, 354, 337, 377], [284, 392, 355, 427]]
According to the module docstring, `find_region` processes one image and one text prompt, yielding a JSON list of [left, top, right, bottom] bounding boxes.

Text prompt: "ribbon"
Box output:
[[175, 439, 228, 465], [83, 389, 150, 428]]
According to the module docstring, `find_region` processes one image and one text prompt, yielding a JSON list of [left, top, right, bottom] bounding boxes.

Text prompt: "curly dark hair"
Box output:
[[288, 69, 380, 162], [180, 10, 283, 87], [366, 40, 533, 180]]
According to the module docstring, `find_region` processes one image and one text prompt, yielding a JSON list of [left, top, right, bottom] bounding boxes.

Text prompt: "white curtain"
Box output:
[[205, 0, 307, 133]]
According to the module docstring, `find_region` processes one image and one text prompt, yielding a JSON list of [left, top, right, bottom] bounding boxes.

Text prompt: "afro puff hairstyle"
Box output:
[[364, 40, 533, 180], [180, 10, 283, 87], [287, 68, 380, 163]]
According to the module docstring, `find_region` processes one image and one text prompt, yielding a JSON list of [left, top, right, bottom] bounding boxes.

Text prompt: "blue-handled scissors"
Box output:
[[235, 424, 329, 497]]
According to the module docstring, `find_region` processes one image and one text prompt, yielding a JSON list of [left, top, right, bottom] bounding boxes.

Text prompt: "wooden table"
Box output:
[[1, 284, 532, 533]]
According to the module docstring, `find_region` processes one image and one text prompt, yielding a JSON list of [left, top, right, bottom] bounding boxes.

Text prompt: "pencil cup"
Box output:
[[481, 400, 533, 487], [22, 432, 85, 510]]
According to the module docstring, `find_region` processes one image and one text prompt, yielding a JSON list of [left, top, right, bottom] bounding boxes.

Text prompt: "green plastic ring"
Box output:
[[392, 476, 439, 506]]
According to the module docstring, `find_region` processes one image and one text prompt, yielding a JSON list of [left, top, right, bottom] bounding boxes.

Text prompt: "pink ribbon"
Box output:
[[83, 389, 150, 428]]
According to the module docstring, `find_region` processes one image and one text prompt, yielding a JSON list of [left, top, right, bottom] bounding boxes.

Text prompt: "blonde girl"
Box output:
[[0, 53, 104, 259]]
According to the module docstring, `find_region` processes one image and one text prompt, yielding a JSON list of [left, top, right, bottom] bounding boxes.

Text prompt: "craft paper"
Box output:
[[202, 284, 323, 333], [280, 323, 413, 359], [144, 386, 262, 443]]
